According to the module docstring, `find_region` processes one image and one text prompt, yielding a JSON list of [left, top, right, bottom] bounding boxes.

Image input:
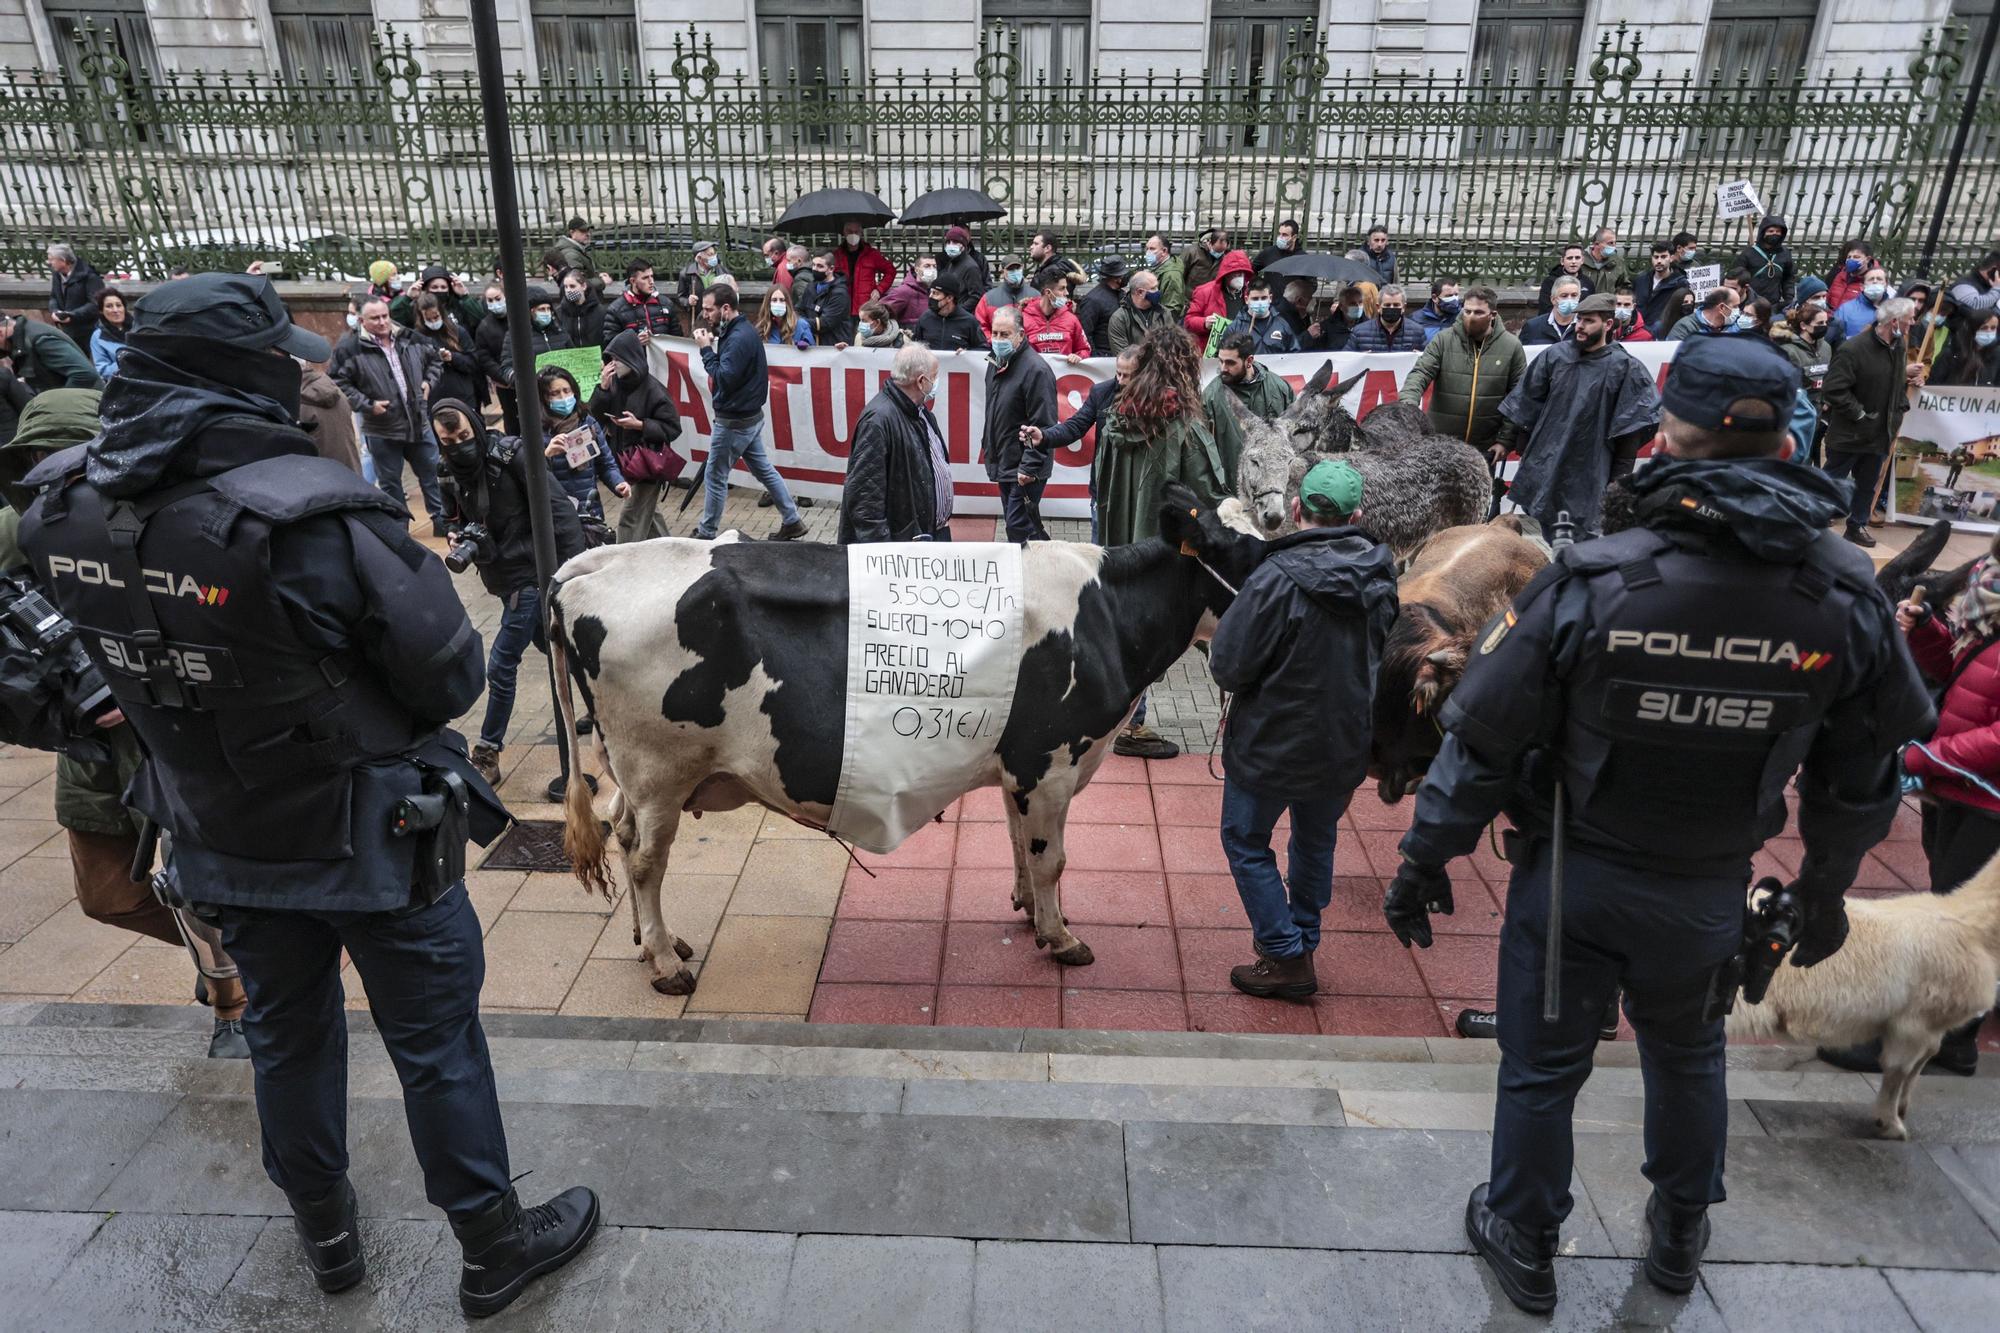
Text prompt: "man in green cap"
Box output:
[[1206, 459, 1399, 998]]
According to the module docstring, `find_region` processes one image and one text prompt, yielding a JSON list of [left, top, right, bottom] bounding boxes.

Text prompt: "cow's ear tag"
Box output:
[[1179, 540, 1198, 558]]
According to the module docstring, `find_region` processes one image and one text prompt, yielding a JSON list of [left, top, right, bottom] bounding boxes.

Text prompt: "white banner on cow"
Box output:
[[1888, 384, 2000, 533], [644, 339, 1688, 521], [829, 542, 1026, 853]]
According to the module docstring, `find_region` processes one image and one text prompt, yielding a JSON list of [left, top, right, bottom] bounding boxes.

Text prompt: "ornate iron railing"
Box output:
[[0, 21, 1993, 286]]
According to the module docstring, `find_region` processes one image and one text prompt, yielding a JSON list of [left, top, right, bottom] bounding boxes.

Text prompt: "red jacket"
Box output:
[[1183, 250, 1254, 340], [1826, 268, 1867, 312], [1902, 615, 2000, 813], [1612, 310, 1653, 343], [835, 242, 896, 314], [1021, 298, 1091, 358]]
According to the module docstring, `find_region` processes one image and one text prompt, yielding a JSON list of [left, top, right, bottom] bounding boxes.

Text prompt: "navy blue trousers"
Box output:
[[1488, 839, 1743, 1232], [216, 885, 512, 1222]]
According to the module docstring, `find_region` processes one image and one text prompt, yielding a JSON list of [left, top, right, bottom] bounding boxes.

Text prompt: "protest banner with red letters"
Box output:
[[647, 338, 1688, 519]]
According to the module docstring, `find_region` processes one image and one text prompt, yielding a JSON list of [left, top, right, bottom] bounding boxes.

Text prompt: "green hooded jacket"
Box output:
[[1092, 407, 1228, 548], [1398, 317, 1526, 451], [1201, 367, 1295, 489]]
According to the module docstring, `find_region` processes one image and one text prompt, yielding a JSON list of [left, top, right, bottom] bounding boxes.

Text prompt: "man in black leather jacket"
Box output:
[[840, 344, 952, 543]]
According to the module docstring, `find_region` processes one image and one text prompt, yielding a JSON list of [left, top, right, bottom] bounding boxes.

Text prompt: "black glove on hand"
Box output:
[[1789, 893, 1849, 969], [1384, 860, 1454, 950]]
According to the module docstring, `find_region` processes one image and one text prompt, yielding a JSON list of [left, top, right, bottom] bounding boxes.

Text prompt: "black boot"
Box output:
[[1931, 1018, 1983, 1076], [1598, 990, 1622, 1042], [287, 1177, 365, 1294], [1465, 1183, 1557, 1314], [452, 1186, 600, 1318], [1643, 1190, 1711, 1294]]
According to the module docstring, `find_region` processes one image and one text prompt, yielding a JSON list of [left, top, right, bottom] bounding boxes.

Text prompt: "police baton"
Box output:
[[1543, 508, 1577, 1025]]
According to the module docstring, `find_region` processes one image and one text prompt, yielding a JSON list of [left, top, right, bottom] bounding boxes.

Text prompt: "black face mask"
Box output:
[[442, 436, 482, 471]]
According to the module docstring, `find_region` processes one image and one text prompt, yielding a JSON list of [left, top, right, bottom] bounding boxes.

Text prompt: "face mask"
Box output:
[[844, 234, 861, 248], [1556, 297, 1578, 316], [1926, 312, 1944, 326], [944, 243, 964, 258], [532, 310, 553, 328], [1276, 236, 1293, 251], [345, 312, 360, 329], [787, 261, 801, 274], [1977, 329, 1999, 348], [1380, 307, 1403, 323], [1682, 247, 1699, 262], [1439, 299, 1461, 317], [1209, 247, 1226, 259], [422, 316, 443, 331], [1731, 312, 1754, 331], [1227, 276, 1244, 292], [815, 273, 830, 287], [918, 268, 937, 284], [1846, 257, 1865, 274], [1005, 269, 1024, 289], [1864, 282, 1887, 301], [1615, 307, 1636, 323], [1601, 244, 1618, 257], [1344, 304, 1364, 321], [565, 288, 585, 303], [770, 300, 789, 317], [487, 300, 505, 315], [548, 395, 577, 416], [1135, 289, 1152, 306], [1248, 299, 1271, 317], [858, 321, 876, 338], [1145, 252, 1162, 267], [443, 437, 481, 470], [991, 338, 1015, 360], [1052, 296, 1070, 311], [921, 383, 936, 412]]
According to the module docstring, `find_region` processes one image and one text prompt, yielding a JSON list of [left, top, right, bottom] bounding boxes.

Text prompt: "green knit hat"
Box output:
[[1299, 459, 1363, 519]]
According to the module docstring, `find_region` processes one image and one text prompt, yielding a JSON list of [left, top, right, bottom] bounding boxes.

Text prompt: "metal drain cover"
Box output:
[[480, 819, 574, 872]]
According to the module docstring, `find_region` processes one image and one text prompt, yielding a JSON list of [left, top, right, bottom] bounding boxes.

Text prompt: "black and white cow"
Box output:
[[551, 484, 1262, 995]]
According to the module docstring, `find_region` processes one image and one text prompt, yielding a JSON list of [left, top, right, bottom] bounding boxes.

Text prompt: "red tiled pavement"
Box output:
[[815, 764, 1933, 1041]]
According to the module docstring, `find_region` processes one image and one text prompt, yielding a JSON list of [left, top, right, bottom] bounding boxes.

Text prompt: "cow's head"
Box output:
[[1158, 481, 1266, 622], [1367, 604, 1468, 803]]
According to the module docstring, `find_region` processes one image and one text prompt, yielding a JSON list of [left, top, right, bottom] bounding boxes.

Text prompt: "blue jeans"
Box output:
[[698, 412, 799, 538], [479, 585, 543, 751], [998, 475, 1049, 542], [216, 885, 512, 1222], [364, 433, 445, 525], [1219, 778, 1344, 959]]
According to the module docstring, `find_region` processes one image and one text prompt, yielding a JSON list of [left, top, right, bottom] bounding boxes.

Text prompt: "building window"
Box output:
[[984, 2, 1090, 150], [757, 1, 864, 147], [1472, 0, 1586, 83], [530, 0, 640, 151], [1700, 0, 1821, 86], [270, 0, 377, 84], [42, 0, 161, 144], [1208, 0, 1317, 152]]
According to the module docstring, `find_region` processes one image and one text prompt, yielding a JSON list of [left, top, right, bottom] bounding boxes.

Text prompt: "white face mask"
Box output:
[[1228, 275, 1245, 292], [918, 267, 936, 284], [943, 243, 963, 258], [770, 300, 788, 317], [345, 312, 360, 329], [1864, 282, 1888, 301]]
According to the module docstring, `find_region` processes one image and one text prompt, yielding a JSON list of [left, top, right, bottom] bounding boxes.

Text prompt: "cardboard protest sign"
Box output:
[[535, 344, 604, 394], [1715, 180, 1764, 219]]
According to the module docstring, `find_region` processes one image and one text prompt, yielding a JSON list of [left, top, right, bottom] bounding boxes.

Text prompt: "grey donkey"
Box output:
[[1226, 362, 1493, 558]]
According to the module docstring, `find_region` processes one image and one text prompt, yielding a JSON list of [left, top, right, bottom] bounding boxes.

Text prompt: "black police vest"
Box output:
[[1554, 524, 1863, 869], [27, 431, 431, 862]]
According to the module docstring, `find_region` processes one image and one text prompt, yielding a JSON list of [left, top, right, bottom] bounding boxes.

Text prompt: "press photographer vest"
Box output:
[[24, 427, 433, 863], [1553, 522, 1865, 869]]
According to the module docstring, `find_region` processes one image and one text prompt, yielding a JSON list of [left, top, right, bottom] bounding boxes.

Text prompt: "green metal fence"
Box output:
[[1, 20, 1994, 287]]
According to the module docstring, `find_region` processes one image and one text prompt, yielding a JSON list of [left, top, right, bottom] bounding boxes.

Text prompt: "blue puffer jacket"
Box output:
[[541, 414, 625, 520]]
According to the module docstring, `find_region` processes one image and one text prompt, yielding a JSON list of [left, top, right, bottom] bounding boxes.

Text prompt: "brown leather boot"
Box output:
[[1228, 950, 1318, 999]]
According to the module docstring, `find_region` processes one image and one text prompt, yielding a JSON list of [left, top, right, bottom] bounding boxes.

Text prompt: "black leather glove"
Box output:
[[1789, 892, 1849, 969], [1384, 860, 1454, 949]]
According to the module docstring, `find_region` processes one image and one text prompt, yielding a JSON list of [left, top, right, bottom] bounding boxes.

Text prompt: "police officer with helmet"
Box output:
[[1383, 335, 1933, 1314], [17, 273, 599, 1317]]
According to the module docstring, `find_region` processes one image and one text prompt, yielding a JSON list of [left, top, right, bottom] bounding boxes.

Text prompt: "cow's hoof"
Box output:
[[672, 937, 694, 961], [651, 969, 696, 996], [1052, 942, 1095, 966]]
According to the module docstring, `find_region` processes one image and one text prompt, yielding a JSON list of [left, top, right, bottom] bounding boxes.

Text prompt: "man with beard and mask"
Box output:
[[1077, 258, 1128, 357], [1348, 283, 1425, 353], [1736, 214, 1798, 310], [1387, 333, 1934, 1316], [17, 274, 601, 1315], [1252, 218, 1302, 273], [795, 248, 855, 348], [1410, 276, 1463, 344], [430, 400, 585, 789], [913, 277, 989, 352], [1399, 285, 1524, 461], [1497, 292, 1661, 537], [974, 254, 1036, 338]]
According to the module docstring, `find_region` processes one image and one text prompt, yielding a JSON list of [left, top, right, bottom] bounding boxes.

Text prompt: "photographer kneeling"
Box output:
[[430, 400, 584, 793]]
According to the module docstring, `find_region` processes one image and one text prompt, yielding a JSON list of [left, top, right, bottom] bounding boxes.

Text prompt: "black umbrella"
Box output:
[[1263, 253, 1384, 287], [896, 187, 1007, 227], [775, 188, 893, 235]]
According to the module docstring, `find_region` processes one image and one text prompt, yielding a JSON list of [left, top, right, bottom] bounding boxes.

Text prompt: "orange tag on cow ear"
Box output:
[[1189, 508, 1199, 518], [1180, 540, 1198, 558]]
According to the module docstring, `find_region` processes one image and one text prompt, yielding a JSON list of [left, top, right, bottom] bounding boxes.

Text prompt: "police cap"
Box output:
[[1661, 334, 1801, 432], [132, 272, 331, 362]]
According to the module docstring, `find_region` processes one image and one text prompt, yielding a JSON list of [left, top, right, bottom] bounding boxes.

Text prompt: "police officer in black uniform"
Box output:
[[17, 274, 598, 1318], [1382, 336, 1934, 1314]]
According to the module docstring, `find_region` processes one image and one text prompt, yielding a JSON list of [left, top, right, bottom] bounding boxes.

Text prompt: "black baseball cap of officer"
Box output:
[[131, 272, 332, 362], [1660, 332, 1801, 432]]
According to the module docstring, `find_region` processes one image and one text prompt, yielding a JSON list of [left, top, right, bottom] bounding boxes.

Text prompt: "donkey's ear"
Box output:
[[1302, 360, 1335, 397], [1330, 369, 1367, 403]]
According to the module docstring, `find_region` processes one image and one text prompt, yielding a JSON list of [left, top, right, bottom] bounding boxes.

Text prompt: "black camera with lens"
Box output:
[[444, 521, 493, 575], [0, 570, 115, 757]]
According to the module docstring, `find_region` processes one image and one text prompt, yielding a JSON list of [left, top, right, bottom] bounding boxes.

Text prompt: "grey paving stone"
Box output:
[[451, 1011, 707, 1045], [0, 1087, 180, 1209], [973, 1240, 1165, 1333], [483, 1034, 639, 1070], [205, 1214, 451, 1332], [1048, 1053, 1502, 1092], [1124, 1123, 1615, 1256], [18, 1209, 265, 1331], [700, 1019, 1028, 1054], [26, 1000, 208, 1031], [484, 1100, 1130, 1242], [1923, 1142, 2000, 1237], [1575, 1134, 2000, 1270], [1156, 1246, 1726, 1331], [1700, 1263, 1919, 1331], [0, 1209, 104, 1313], [487, 1066, 906, 1114], [1883, 1267, 2000, 1333], [0, 1024, 208, 1058], [0, 1000, 45, 1025], [1031, 1029, 1432, 1063], [903, 1077, 1345, 1127], [1339, 1088, 1765, 1137], [1747, 1093, 2000, 1142], [592, 1228, 797, 1333], [779, 1234, 974, 1333], [630, 1039, 1047, 1084], [0, 1052, 249, 1095]]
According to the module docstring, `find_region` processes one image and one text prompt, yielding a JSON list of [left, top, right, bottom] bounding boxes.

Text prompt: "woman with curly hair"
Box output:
[[1092, 324, 1230, 757]]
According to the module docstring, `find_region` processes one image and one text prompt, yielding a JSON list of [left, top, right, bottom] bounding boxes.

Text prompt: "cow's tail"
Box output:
[[548, 583, 614, 898]]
